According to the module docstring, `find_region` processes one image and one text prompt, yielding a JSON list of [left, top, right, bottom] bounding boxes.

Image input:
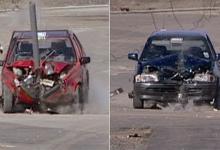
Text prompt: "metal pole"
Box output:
[[29, 1, 40, 69]]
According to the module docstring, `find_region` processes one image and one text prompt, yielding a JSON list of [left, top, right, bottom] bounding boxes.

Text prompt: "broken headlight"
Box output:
[[193, 73, 216, 82], [60, 72, 67, 80], [44, 63, 54, 75], [135, 73, 159, 83], [13, 67, 22, 76]]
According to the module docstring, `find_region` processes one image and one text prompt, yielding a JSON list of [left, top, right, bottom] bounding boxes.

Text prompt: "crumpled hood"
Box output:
[[48, 61, 69, 74], [12, 60, 70, 74], [140, 53, 212, 79], [12, 60, 34, 68]]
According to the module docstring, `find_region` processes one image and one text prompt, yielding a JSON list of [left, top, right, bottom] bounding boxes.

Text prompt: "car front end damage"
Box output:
[[133, 55, 218, 103], [129, 49, 219, 108], [128, 31, 220, 108], [7, 59, 77, 109], [1, 30, 90, 113], [133, 80, 217, 104]]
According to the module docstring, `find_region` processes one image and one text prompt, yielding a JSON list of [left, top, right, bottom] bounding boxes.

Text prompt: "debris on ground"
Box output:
[[213, 108, 218, 112], [24, 109, 33, 114], [120, 7, 130, 12], [111, 127, 152, 150], [110, 88, 124, 97], [46, 108, 59, 114], [127, 133, 141, 138]]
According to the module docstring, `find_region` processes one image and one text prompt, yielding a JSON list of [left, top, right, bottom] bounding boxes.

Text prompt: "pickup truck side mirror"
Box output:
[[128, 52, 138, 61], [80, 57, 91, 64]]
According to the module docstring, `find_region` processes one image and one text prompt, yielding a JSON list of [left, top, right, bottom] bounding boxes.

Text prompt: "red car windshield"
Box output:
[[14, 38, 76, 63]]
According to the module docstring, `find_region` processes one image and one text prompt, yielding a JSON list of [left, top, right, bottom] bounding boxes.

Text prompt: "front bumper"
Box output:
[[133, 81, 218, 102], [18, 83, 74, 106]]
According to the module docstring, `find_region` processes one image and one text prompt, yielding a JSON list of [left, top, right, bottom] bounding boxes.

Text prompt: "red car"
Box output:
[[0, 30, 90, 113]]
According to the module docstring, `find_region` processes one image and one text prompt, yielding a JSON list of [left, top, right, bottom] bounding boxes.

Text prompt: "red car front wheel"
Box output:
[[2, 84, 14, 113]]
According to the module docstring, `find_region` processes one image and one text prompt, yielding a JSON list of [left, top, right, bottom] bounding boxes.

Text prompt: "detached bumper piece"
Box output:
[[133, 82, 217, 103]]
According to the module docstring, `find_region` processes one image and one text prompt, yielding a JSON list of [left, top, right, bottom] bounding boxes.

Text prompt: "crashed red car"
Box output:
[[0, 30, 90, 113]]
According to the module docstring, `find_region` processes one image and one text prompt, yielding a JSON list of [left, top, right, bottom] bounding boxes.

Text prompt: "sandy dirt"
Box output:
[[0, 114, 109, 150], [110, 9, 220, 150], [0, 0, 109, 9], [111, 0, 220, 11]]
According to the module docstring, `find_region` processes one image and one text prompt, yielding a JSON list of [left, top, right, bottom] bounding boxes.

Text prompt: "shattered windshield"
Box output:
[[140, 37, 212, 61], [14, 38, 75, 63]]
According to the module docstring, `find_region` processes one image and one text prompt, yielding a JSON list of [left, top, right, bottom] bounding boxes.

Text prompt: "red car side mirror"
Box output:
[[80, 57, 90, 64]]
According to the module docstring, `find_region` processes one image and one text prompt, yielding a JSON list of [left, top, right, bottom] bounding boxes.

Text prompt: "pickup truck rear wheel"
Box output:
[[2, 84, 13, 113], [133, 96, 144, 109]]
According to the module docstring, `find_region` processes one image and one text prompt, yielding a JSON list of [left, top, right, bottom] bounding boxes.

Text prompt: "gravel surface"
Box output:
[[111, 0, 220, 11], [0, 0, 109, 10]]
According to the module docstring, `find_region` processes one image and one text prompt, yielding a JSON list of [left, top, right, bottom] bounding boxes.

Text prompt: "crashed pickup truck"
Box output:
[[128, 30, 220, 109], [0, 30, 90, 113]]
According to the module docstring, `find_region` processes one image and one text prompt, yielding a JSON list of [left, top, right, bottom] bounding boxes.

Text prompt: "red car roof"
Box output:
[[12, 30, 71, 39]]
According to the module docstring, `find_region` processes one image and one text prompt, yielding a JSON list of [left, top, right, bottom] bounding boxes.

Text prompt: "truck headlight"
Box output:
[[135, 73, 159, 83], [193, 73, 216, 82]]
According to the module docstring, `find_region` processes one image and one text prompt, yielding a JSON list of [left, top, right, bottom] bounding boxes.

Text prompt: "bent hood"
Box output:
[[48, 62, 69, 74], [140, 53, 212, 79], [12, 60, 70, 74]]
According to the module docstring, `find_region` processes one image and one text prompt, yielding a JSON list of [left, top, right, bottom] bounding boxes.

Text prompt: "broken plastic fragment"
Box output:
[[24, 109, 33, 114], [110, 88, 124, 97], [14, 79, 20, 87], [127, 133, 141, 138]]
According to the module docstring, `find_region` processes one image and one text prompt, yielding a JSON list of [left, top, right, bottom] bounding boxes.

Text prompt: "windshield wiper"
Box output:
[[42, 49, 56, 63]]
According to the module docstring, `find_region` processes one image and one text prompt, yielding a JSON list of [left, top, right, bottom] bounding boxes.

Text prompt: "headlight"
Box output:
[[135, 73, 159, 83], [193, 73, 216, 82], [60, 72, 67, 80], [44, 63, 54, 75], [13, 67, 22, 76]]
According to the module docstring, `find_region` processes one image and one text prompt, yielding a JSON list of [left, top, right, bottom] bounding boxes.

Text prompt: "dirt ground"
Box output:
[[111, 0, 220, 11], [0, 0, 109, 10], [110, 9, 220, 150]]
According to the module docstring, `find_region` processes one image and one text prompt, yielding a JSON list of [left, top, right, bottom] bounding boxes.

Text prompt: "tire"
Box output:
[[214, 81, 220, 109], [2, 84, 13, 113], [83, 71, 89, 103], [133, 96, 144, 109], [78, 84, 86, 112], [81, 83, 89, 103]]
